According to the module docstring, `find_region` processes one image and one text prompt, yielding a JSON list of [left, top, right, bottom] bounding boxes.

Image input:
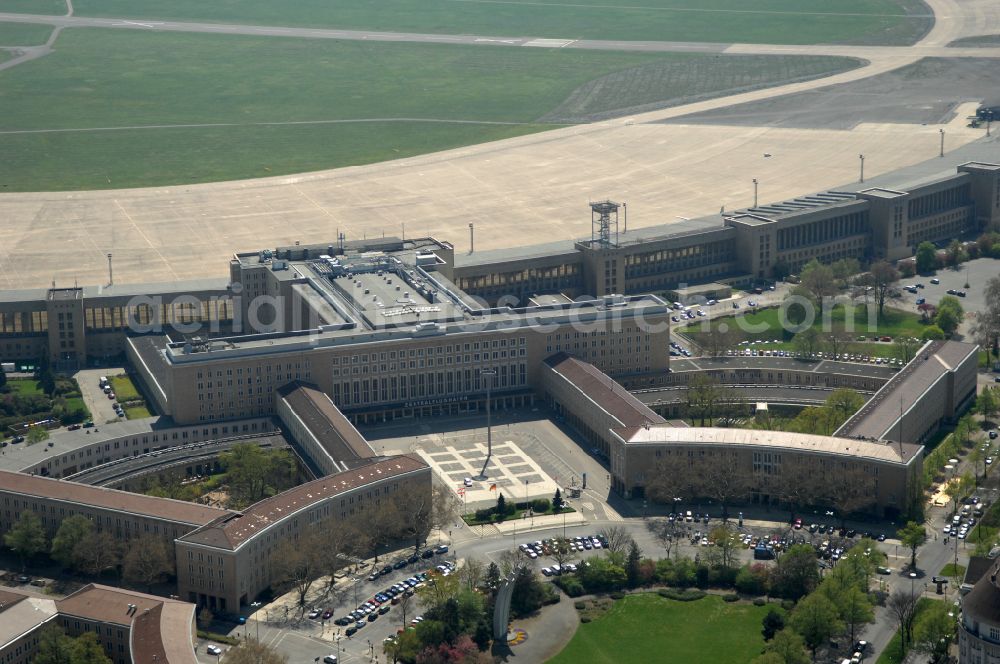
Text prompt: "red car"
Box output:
[[321, 609, 333, 620]]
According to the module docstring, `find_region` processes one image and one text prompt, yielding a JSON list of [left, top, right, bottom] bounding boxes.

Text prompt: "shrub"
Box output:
[[574, 601, 586, 610], [722, 593, 739, 603], [580, 616, 592, 624], [658, 588, 706, 602], [609, 591, 625, 600], [555, 576, 584, 597], [753, 597, 767, 606], [780, 599, 795, 611], [531, 498, 551, 513]]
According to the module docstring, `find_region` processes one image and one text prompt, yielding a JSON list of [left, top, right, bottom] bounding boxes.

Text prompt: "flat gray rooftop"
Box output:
[[836, 340, 978, 440], [0, 417, 173, 473]]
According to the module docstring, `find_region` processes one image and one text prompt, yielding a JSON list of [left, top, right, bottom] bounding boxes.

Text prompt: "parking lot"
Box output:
[[895, 256, 1000, 334]]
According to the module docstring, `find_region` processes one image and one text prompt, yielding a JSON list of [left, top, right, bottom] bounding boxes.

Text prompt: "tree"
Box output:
[[970, 275, 1000, 364], [897, 521, 927, 571], [763, 628, 810, 664], [549, 538, 573, 571], [702, 323, 742, 358], [892, 336, 920, 364], [783, 286, 817, 329], [762, 609, 785, 641], [224, 639, 288, 664], [272, 536, 318, 609], [701, 453, 750, 521], [484, 562, 501, 594], [625, 540, 642, 588], [823, 330, 854, 359], [867, 260, 900, 320], [789, 593, 842, 660], [51, 514, 93, 570], [915, 241, 938, 274], [70, 633, 113, 664], [946, 239, 967, 267], [35, 625, 112, 664], [495, 493, 509, 522], [647, 517, 683, 560], [887, 589, 921, 653], [122, 535, 174, 591], [830, 258, 861, 288], [73, 531, 121, 578], [645, 453, 697, 506], [220, 444, 297, 508], [935, 295, 964, 336], [770, 544, 820, 600], [792, 328, 821, 358], [921, 325, 946, 341], [393, 483, 435, 551], [978, 386, 998, 424], [598, 525, 633, 557], [686, 373, 723, 426], [552, 488, 563, 512], [912, 599, 954, 663], [0, 368, 6, 391], [709, 525, 739, 569], [27, 425, 50, 445], [820, 466, 876, 525], [4, 511, 48, 572], [825, 388, 865, 427], [800, 259, 837, 301], [835, 586, 874, 644]]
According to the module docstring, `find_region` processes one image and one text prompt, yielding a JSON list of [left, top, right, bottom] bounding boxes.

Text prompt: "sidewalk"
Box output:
[[467, 511, 588, 539]]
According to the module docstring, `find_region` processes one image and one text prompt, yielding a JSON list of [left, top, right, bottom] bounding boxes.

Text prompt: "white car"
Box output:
[[206, 645, 223, 656]]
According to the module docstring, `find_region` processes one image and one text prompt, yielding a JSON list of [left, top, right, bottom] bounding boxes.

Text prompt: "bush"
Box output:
[[555, 576, 585, 597], [580, 616, 592, 624], [780, 599, 795, 611], [473, 508, 492, 523], [609, 591, 625, 600], [657, 588, 706, 602], [753, 597, 767, 606], [531, 498, 551, 513], [722, 593, 740, 603], [574, 601, 586, 610]]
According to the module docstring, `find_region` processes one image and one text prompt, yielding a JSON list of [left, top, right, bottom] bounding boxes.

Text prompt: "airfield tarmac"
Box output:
[[0, 0, 998, 290]]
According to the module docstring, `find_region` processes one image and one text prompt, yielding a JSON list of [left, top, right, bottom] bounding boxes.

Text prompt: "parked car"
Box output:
[[206, 645, 223, 656]]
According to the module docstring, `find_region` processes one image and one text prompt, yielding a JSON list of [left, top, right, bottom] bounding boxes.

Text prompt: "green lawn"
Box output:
[[0, 28, 857, 190], [64, 0, 929, 46], [549, 593, 774, 664], [124, 405, 152, 420], [109, 374, 140, 401], [0, 22, 52, 45], [949, 35, 1000, 47], [680, 303, 926, 346], [0, 0, 65, 14], [939, 563, 966, 578], [6, 377, 44, 396]]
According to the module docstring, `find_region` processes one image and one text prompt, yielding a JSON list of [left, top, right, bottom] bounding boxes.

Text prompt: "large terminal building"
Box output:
[[0, 152, 993, 662]]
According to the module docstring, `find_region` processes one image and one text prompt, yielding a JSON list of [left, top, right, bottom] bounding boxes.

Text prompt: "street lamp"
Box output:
[[859, 154, 865, 183], [939, 128, 945, 157], [752, 178, 758, 208], [475, 369, 497, 480]]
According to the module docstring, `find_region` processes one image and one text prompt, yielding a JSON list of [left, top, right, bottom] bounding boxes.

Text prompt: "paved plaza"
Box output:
[[416, 439, 559, 510]]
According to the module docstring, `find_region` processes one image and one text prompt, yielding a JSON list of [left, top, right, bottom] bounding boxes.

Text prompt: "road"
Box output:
[[2, 11, 1000, 61]]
